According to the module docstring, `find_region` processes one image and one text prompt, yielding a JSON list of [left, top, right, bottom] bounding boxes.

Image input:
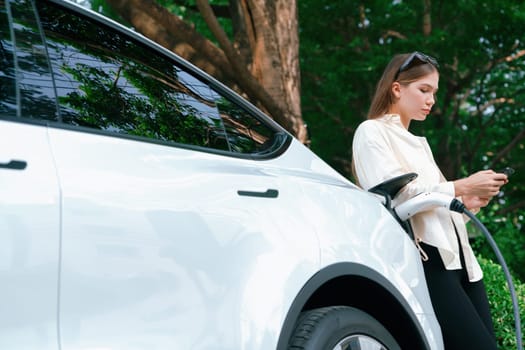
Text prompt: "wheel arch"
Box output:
[[276, 262, 432, 350]]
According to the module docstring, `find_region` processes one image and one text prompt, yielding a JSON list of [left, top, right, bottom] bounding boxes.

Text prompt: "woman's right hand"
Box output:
[[454, 169, 508, 198]]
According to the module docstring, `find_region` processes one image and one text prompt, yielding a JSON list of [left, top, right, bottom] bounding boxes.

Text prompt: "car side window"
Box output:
[[0, 0, 16, 117], [0, 0, 57, 120], [35, 1, 280, 155]]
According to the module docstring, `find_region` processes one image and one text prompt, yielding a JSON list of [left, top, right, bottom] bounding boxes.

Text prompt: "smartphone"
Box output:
[[499, 167, 515, 177]]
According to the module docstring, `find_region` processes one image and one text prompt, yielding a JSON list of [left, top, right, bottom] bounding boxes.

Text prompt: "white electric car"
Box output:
[[0, 0, 443, 349]]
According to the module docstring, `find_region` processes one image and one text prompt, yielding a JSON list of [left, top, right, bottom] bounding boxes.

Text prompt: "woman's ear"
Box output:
[[391, 82, 402, 99]]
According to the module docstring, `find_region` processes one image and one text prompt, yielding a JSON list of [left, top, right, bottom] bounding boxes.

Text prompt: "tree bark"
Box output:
[[236, 0, 306, 142], [422, 0, 431, 36]]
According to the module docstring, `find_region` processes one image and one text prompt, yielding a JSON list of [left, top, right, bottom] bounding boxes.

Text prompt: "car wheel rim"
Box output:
[[333, 334, 388, 350]]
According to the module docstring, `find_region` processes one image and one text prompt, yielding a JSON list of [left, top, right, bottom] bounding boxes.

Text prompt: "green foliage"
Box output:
[[478, 255, 525, 350], [298, 0, 525, 184], [470, 205, 525, 281]]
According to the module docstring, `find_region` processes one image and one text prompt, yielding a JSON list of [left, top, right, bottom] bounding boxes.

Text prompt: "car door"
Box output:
[[0, 122, 60, 350], [48, 128, 322, 350], [1, 1, 60, 347], [37, 2, 319, 349]]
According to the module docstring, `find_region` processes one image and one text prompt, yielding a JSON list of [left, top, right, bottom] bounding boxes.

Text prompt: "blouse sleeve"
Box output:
[[352, 121, 455, 205]]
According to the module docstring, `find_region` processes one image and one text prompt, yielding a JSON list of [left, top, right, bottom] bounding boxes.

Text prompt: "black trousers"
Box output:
[[420, 242, 498, 350]]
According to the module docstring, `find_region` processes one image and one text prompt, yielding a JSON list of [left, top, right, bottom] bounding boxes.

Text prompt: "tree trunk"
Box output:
[[232, 0, 306, 143], [422, 0, 431, 36], [105, 0, 308, 144]]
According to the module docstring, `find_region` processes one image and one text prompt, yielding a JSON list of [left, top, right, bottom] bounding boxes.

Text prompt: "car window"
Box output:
[[0, 0, 16, 117], [34, 1, 279, 155], [0, 0, 57, 120]]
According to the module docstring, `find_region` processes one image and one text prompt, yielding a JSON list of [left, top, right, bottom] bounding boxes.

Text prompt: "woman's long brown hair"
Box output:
[[367, 53, 439, 120]]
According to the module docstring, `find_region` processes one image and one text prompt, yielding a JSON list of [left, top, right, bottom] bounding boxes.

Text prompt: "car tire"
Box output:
[[288, 306, 401, 350]]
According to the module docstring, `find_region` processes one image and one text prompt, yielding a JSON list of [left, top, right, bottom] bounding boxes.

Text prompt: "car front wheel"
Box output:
[[288, 306, 400, 350]]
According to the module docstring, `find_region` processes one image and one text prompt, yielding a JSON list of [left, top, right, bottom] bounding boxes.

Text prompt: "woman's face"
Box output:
[[390, 71, 439, 128]]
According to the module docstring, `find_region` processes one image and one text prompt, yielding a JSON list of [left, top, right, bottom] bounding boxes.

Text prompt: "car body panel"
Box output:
[[0, 120, 60, 350], [48, 129, 322, 349]]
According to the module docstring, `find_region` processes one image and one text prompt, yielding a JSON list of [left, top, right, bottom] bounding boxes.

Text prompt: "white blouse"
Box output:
[[352, 114, 483, 281]]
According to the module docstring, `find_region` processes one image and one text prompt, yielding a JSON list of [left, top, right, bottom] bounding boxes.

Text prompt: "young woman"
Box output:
[[352, 52, 508, 349]]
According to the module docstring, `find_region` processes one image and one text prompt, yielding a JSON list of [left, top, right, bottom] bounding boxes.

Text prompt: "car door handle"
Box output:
[[237, 189, 279, 198], [0, 159, 27, 170]]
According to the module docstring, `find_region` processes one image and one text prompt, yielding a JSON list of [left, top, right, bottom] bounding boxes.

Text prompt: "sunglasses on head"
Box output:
[[394, 51, 439, 80]]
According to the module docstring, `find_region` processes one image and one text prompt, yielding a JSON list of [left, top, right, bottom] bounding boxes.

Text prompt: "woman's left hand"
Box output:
[[462, 195, 491, 210]]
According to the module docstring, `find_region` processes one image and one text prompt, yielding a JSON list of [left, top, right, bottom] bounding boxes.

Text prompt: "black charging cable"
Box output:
[[450, 198, 523, 350]]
